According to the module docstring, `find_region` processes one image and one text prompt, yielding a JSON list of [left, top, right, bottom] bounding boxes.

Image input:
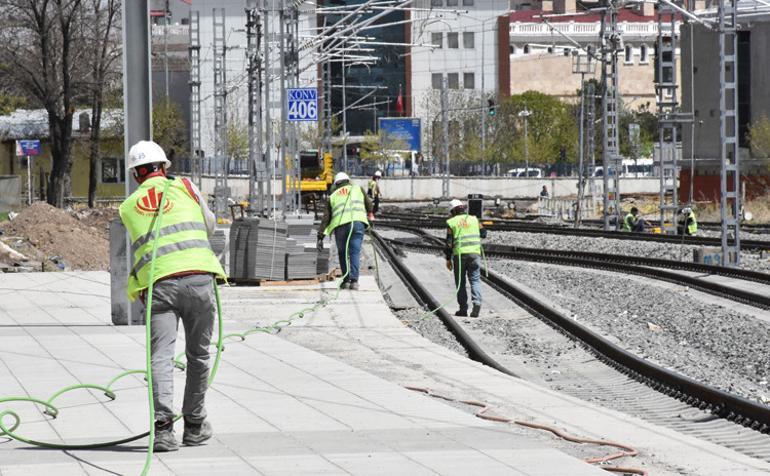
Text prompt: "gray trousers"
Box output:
[[147, 273, 215, 424]]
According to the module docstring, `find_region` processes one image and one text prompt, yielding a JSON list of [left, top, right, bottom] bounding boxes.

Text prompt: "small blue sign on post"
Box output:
[[378, 118, 421, 152], [287, 88, 318, 122], [15, 139, 41, 157]]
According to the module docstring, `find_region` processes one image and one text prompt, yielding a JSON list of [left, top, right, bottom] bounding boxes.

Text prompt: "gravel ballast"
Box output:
[[490, 258, 770, 404], [483, 230, 770, 273]]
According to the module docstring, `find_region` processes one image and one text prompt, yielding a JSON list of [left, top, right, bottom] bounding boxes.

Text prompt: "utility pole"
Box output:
[[291, 4, 301, 213], [246, 2, 263, 215], [518, 108, 531, 173], [656, 0, 683, 233], [279, 0, 287, 217], [718, 0, 740, 265], [341, 49, 348, 173], [586, 80, 597, 206], [441, 76, 450, 199], [263, 0, 274, 215], [600, 0, 622, 231], [212, 8, 228, 219], [188, 10, 202, 189], [572, 48, 595, 227], [163, 0, 170, 100]]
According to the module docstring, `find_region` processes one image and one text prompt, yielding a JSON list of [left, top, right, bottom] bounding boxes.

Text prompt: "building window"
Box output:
[[463, 0, 474, 5], [463, 32, 475, 49], [431, 0, 442, 6], [431, 32, 442, 49], [447, 0, 458, 5], [447, 72, 459, 89], [510, 45, 516, 54], [101, 158, 125, 183], [547, 47, 553, 53], [464, 72, 475, 89], [432, 73, 443, 89], [624, 45, 633, 63], [640, 45, 649, 63], [447, 32, 459, 48], [523, 44, 530, 54]]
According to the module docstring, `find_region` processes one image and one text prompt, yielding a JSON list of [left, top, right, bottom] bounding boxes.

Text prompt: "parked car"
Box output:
[[506, 167, 543, 178]]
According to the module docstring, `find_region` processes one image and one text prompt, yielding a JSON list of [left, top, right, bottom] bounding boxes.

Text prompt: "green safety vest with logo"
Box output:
[[687, 212, 698, 235], [323, 184, 369, 236], [447, 214, 482, 256], [119, 176, 225, 302], [623, 213, 635, 231]]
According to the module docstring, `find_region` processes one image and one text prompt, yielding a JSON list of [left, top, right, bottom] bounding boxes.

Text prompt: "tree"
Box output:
[[0, 93, 25, 115], [0, 0, 90, 207], [86, 0, 121, 208], [152, 100, 187, 162], [749, 114, 770, 158]]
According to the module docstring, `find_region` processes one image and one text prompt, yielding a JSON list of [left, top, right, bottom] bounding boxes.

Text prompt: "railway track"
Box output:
[[370, 228, 770, 463], [379, 222, 770, 311], [379, 211, 770, 251]]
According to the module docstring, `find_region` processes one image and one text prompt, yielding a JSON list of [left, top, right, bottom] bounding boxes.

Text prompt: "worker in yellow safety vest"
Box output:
[[679, 207, 698, 236], [317, 172, 374, 290], [445, 199, 486, 318], [368, 170, 382, 215], [119, 140, 225, 453]]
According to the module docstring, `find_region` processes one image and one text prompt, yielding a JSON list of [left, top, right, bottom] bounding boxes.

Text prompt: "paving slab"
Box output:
[[0, 271, 604, 475], [219, 247, 770, 476]]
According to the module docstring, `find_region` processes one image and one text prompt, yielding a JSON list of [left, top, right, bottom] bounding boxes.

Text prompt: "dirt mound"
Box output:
[[73, 207, 119, 241], [1, 201, 109, 271]]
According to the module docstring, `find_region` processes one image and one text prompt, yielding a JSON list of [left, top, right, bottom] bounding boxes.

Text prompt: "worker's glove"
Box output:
[[445, 259, 452, 272], [316, 237, 324, 252]]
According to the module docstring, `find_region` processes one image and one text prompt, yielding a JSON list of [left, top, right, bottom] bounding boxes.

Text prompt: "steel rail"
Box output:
[[370, 231, 519, 379], [378, 212, 770, 251], [376, 232, 770, 432]]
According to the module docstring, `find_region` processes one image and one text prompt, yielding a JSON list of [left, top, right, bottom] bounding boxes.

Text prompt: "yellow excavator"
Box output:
[[285, 150, 334, 214]]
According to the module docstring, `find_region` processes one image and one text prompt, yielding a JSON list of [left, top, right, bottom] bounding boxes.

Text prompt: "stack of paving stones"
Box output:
[[209, 229, 227, 267], [229, 216, 329, 281]]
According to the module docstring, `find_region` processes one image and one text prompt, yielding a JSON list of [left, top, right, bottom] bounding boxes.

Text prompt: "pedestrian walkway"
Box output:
[[0, 272, 606, 475]]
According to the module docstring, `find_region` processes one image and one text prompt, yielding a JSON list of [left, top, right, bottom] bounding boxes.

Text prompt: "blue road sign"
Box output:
[[287, 88, 318, 122], [15, 139, 41, 156], [378, 117, 421, 152]]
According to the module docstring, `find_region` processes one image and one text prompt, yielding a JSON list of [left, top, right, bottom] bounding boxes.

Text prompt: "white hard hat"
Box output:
[[449, 199, 464, 211], [374, 170, 382, 178], [681, 207, 692, 214], [127, 140, 171, 170], [334, 172, 350, 184]]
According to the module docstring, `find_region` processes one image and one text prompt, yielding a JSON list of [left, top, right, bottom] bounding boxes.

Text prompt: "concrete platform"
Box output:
[[0, 272, 606, 475]]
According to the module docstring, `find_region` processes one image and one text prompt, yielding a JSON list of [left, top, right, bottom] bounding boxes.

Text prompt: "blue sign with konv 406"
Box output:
[[287, 88, 318, 122]]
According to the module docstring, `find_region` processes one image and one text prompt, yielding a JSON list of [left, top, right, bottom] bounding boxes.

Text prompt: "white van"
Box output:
[[592, 159, 654, 178], [507, 167, 543, 178]]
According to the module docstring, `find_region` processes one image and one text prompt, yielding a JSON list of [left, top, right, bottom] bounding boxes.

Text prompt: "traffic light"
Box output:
[[487, 99, 496, 117]]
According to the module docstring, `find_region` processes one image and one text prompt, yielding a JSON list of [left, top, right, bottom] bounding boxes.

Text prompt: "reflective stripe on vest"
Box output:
[[623, 214, 634, 231], [446, 214, 482, 256], [119, 176, 225, 302], [687, 212, 698, 234], [130, 221, 208, 256], [324, 184, 369, 235]]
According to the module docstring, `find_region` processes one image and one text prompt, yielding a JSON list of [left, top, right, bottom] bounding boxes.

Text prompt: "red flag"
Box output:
[[395, 85, 404, 116]]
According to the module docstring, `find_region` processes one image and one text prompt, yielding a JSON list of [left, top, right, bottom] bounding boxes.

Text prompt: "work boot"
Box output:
[[183, 419, 213, 446], [349, 281, 360, 290], [153, 421, 179, 452], [454, 309, 468, 317], [470, 304, 481, 318], [340, 281, 350, 290]]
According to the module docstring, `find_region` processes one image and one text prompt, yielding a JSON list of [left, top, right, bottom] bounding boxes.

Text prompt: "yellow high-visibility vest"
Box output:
[[119, 176, 225, 301], [447, 214, 482, 256], [323, 184, 369, 236]]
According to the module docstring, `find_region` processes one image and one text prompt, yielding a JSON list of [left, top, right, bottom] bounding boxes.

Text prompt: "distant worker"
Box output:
[[622, 207, 649, 232], [119, 141, 225, 452], [368, 170, 383, 215], [318, 172, 374, 290], [540, 185, 549, 198], [679, 207, 698, 236], [445, 199, 486, 318]]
